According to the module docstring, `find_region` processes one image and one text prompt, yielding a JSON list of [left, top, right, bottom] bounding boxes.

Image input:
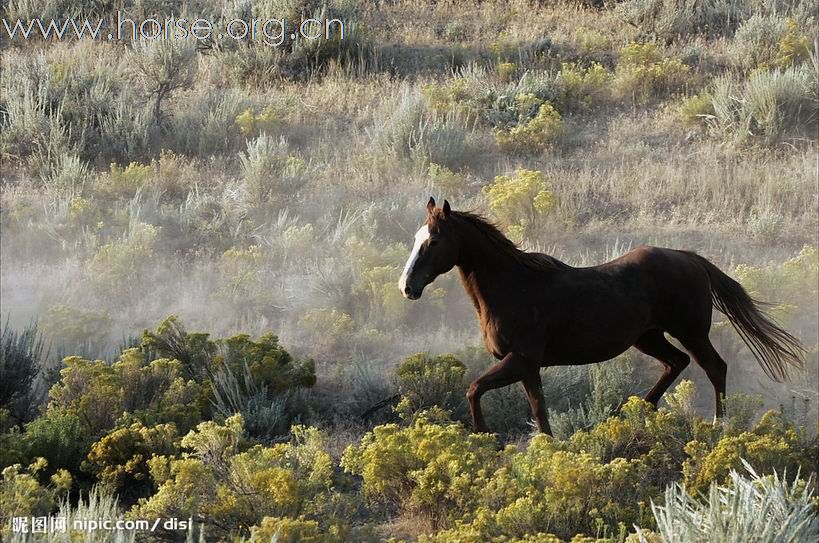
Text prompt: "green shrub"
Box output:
[[353, 265, 410, 329], [86, 222, 160, 301], [128, 38, 197, 127], [40, 304, 113, 357], [371, 86, 427, 157], [216, 245, 267, 306], [298, 308, 356, 341], [239, 134, 307, 205], [142, 316, 316, 393], [678, 94, 715, 127], [732, 245, 818, 325], [166, 88, 249, 156], [427, 163, 467, 196], [40, 152, 88, 195], [210, 360, 303, 442], [549, 355, 636, 440], [396, 353, 467, 417], [415, 113, 474, 170], [23, 412, 91, 476]]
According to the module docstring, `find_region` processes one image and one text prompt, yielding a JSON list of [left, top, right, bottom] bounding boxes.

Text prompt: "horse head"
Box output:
[[399, 197, 460, 300]]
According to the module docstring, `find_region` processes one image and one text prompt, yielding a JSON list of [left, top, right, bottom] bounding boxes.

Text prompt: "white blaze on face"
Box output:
[[399, 225, 430, 295]]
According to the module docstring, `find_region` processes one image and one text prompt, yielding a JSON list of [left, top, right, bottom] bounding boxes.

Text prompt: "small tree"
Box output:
[[129, 38, 198, 127]]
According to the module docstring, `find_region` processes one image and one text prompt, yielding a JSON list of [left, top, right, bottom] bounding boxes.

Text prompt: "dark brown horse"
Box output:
[[399, 198, 806, 434]]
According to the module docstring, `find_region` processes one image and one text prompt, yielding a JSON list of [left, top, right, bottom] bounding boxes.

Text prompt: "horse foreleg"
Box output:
[[466, 352, 528, 433], [522, 368, 551, 435]]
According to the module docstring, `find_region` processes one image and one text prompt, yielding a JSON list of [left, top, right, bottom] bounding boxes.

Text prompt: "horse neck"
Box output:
[[454, 227, 527, 315]]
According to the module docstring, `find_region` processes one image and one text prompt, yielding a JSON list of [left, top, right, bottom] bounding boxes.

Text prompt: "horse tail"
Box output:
[[687, 252, 805, 382]]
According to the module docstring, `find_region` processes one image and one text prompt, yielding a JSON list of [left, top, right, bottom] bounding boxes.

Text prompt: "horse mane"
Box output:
[[451, 211, 568, 272]]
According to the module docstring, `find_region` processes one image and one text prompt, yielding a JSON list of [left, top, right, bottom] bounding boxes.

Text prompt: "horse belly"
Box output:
[[540, 299, 651, 365], [544, 338, 636, 366]]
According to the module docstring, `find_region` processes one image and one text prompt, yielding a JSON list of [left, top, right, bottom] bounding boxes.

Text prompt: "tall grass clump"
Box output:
[[369, 86, 427, 158], [0, 320, 46, 423], [218, 0, 376, 80], [642, 461, 818, 543], [168, 89, 250, 156], [210, 361, 293, 442], [239, 133, 306, 205], [40, 152, 89, 195], [617, 0, 743, 39], [414, 113, 473, 170], [729, 13, 789, 70], [707, 62, 818, 145]]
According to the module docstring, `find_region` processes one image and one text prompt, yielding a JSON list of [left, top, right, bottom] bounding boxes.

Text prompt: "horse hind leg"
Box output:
[[679, 336, 728, 420], [634, 330, 690, 407]]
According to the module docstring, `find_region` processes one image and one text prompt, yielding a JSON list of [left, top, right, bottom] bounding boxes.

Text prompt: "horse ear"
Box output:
[[427, 196, 436, 213], [442, 199, 451, 217]]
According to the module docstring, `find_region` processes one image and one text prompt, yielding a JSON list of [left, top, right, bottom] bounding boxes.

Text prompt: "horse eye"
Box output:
[[428, 238, 439, 247]]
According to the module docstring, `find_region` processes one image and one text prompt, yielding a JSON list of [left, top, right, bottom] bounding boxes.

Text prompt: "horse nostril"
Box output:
[[404, 286, 412, 296]]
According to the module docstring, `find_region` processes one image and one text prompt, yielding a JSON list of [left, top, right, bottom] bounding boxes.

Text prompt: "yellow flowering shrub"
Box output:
[[298, 308, 356, 340], [248, 515, 350, 543], [682, 410, 815, 494], [482, 169, 555, 244], [83, 422, 179, 495], [559, 62, 611, 111], [428, 163, 466, 196], [678, 94, 715, 127], [776, 19, 811, 67], [0, 459, 71, 538], [733, 245, 818, 324], [217, 245, 266, 304], [133, 417, 354, 540], [615, 43, 692, 102], [105, 161, 152, 198], [421, 78, 479, 123], [495, 102, 564, 153], [341, 409, 500, 528], [236, 105, 280, 137], [497, 62, 518, 82], [86, 222, 160, 299]]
